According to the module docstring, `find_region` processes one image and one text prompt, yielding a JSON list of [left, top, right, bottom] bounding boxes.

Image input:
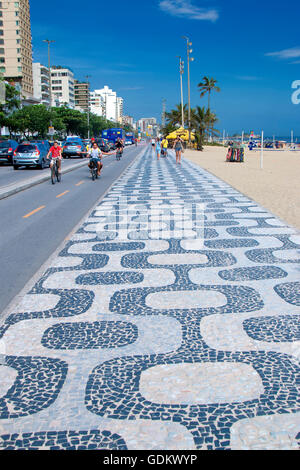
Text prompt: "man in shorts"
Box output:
[[47, 141, 62, 172], [87, 142, 103, 176]]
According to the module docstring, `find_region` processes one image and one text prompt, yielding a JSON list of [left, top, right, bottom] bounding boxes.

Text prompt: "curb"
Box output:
[[0, 152, 116, 202]]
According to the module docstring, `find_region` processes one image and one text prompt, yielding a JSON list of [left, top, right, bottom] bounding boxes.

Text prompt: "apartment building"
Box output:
[[74, 80, 89, 113], [90, 90, 104, 117], [116, 96, 123, 123], [50, 66, 75, 108], [137, 117, 157, 135], [32, 62, 50, 106], [122, 115, 134, 127], [0, 0, 34, 98]]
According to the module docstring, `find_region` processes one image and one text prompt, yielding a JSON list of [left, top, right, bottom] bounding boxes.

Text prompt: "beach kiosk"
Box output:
[[226, 142, 245, 163]]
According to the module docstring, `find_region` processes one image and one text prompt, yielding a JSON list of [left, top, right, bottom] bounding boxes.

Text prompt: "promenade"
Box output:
[[0, 146, 299, 450]]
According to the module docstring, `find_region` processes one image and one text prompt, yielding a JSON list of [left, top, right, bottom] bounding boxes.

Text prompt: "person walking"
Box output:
[[173, 136, 184, 164], [161, 137, 168, 157], [155, 138, 161, 160]]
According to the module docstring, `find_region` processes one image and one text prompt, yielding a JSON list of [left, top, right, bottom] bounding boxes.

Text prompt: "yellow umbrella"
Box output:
[[166, 127, 195, 141]]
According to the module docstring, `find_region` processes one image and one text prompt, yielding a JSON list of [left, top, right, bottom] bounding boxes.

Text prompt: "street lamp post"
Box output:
[[86, 75, 91, 140], [177, 56, 185, 128], [183, 36, 194, 147], [43, 39, 55, 111]]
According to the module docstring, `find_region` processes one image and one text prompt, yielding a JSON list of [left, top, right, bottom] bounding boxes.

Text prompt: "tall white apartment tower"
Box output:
[[50, 66, 75, 108], [0, 0, 34, 98], [32, 62, 50, 106], [116, 96, 123, 123]]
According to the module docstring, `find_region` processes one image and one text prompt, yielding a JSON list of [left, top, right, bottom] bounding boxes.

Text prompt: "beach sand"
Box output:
[[184, 146, 300, 231]]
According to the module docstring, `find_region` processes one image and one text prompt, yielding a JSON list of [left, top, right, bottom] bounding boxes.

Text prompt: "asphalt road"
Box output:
[[0, 144, 145, 315], [0, 155, 94, 189]]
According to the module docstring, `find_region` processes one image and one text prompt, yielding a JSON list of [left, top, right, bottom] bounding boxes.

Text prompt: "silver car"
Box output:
[[13, 143, 50, 170]]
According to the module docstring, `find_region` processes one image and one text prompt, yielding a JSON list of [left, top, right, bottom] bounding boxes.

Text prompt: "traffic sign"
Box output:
[[48, 126, 55, 136]]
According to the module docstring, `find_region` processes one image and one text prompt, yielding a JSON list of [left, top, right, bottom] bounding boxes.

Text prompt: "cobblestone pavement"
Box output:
[[0, 147, 299, 450]]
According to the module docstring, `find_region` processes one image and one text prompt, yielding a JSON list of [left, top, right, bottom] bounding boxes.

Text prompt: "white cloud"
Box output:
[[159, 0, 219, 21], [266, 47, 300, 59]]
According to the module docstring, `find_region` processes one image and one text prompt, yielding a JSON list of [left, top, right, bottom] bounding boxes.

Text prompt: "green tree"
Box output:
[[198, 76, 220, 111], [165, 104, 188, 128], [198, 76, 220, 140], [190, 106, 207, 151], [0, 79, 21, 133]]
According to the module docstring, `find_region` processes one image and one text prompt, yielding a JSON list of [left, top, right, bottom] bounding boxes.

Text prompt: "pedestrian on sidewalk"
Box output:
[[173, 136, 184, 164], [155, 138, 161, 160], [161, 137, 169, 157]]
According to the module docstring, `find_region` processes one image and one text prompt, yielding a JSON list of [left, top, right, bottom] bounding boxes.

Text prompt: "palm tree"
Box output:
[[205, 109, 220, 139], [191, 106, 207, 151], [198, 76, 220, 111], [198, 77, 220, 140], [165, 104, 188, 128]]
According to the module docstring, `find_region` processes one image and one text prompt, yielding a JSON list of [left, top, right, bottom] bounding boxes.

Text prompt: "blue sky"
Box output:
[[31, 0, 300, 135]]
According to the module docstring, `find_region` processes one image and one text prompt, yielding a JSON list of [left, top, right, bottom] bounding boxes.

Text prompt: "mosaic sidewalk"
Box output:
[[0, 147, 299, 450]]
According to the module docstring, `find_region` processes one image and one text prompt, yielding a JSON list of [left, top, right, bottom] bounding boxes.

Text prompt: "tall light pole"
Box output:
[[43, 39, 55, 111], [177, 56, 185, 128], [183, 36, 194, 146], [162, 98, 166, 129], [86, 75, 91, 140]]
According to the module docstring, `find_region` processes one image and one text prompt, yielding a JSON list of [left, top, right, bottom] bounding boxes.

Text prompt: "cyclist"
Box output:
[[47, 141, 62, 173], [87, 141, 103, 176], [115, 138, 124, 159]]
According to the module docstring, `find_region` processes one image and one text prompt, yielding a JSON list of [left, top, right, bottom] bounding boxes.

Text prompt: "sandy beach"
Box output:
[[184, 146, 300, 231]]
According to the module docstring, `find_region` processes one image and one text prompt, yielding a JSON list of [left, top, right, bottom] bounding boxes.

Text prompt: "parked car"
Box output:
[[95, 138, 110, 153], [13, 143, 50, 170], [0, 140, 19, 165], [31, 140, 51, 152], [62, 140, 86, 158]]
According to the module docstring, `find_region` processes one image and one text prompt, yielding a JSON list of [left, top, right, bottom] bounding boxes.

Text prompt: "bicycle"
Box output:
[[90, 160, 98, 181], [50, 159, 61, 185], [116, 149, 123, 161]]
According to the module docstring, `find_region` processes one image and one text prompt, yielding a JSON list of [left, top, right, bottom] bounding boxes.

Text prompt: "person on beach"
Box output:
[[173, 136, 184, 164], [155, 138, 161, 160]]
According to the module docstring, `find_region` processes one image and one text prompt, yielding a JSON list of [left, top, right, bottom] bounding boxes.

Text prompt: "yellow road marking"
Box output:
[[23, 206, 46, 219], [75, 181, 84, 186], [56, 190, 70, 199]]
